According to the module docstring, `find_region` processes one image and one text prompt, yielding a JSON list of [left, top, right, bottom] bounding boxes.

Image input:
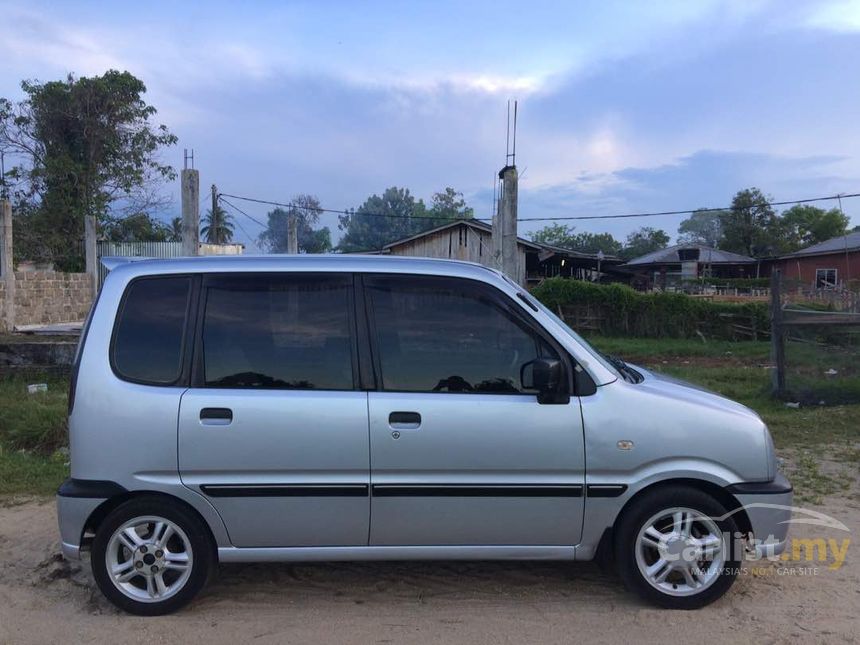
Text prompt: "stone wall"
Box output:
[[0, 271, 93, 329]]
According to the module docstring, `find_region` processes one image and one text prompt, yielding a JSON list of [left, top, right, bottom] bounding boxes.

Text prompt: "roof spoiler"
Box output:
[[100, 256, 155, 272]]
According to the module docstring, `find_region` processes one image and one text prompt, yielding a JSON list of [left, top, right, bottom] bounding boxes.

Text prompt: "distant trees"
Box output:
[[337, 186, 472, 252], [677, 208, 725, 247], [676, 188, 850, 257], [528, 224, 670, 260], [620, 227, 670, 260], [258, 194, 332, 254], [529, 224, 624, 256], [102, 213, 172, 243], [0, 70, 176, 268]]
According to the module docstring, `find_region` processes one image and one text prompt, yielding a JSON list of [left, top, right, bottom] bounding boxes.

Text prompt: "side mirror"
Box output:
[[521, 358, 569, 404]]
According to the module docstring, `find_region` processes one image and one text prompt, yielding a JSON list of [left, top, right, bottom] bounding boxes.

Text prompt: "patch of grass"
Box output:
[[0, 377, 69, 453], [586, 335, 772, 362], [0, 448, 68, 496], [784, 452, 849, 505]]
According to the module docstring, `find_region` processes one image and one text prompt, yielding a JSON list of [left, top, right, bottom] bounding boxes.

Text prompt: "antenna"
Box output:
[[184, 148, 195, 170]]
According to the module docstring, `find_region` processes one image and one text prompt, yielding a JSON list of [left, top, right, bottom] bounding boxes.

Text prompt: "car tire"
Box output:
[[614, 486, 741, 610], [91, 496, 215, 616]]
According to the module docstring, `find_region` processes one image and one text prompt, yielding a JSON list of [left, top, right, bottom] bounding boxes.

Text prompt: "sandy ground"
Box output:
[[0, 490, 858, 645]]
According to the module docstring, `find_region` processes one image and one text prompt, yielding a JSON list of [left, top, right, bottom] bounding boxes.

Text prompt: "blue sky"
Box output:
[[1, 0, 859, 249]]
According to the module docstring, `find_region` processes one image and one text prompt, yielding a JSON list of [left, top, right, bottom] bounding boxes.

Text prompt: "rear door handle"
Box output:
[[200, 408, 233, 426], [389, 411, 421, 430]]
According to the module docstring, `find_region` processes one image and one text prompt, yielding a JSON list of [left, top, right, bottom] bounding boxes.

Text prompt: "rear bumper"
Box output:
[[727, 473, 793, 558], [56, 478, 126, 561]]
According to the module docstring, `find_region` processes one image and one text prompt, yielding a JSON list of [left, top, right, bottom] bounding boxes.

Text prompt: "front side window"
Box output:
[[113, 276, 191, 384], [367, 276, 558, 394], [202, 274, 354, 390], [815, 268, 837, 289]]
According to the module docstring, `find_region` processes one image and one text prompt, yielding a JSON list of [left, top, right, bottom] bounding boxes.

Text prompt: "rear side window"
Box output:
[[201, 274, 354, 390], [112, 276, 191, 384]]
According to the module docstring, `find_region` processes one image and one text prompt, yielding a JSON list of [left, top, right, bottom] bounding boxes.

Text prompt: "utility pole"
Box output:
[[181, 150, 199, 256], [84, 215, 98, 300], [211, 184, 218, 245], [497, 165, 519, 282], [287, 210, 298, 254], [492, 100, 520, 283], [1, 198, 14, 332]]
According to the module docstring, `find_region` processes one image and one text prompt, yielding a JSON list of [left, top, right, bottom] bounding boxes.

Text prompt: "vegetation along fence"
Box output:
[[531, 278, 769, 341]]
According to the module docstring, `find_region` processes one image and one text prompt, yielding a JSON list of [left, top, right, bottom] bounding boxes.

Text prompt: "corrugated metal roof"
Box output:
[[382, 219, 543, 251], [623, 244, 756, 266], [780, 231, 860, 258]]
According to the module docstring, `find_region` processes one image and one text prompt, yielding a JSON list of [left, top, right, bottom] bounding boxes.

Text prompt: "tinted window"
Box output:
[[113, 277, 191, 384], [367, 276, 558, 394], [202, 275, 354, 390]]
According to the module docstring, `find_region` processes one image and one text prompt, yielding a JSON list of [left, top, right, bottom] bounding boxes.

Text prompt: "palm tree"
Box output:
[[201, 205, 234, 244]]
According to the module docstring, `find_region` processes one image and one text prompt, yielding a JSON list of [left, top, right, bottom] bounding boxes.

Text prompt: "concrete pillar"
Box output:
[[84, 215, 98, 299], [494, 165, 519, 283], [181, 168, 200, 256], [287, 212, 298, 254], [1, 199, 14, 332]]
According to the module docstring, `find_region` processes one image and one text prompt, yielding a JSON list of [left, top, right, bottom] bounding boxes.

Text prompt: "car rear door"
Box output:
[[363, 274, 585, 546], [178, 272, 370, 548]]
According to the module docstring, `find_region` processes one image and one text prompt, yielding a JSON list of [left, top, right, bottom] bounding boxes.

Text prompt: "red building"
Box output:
[[772, 231, 860, 288]]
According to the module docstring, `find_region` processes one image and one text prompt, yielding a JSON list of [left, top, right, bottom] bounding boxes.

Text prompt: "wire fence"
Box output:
[[771, 271, 860, 405]]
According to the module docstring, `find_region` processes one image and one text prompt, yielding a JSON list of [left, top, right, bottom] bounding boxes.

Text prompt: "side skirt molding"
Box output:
[[218, 545, 579, 563]]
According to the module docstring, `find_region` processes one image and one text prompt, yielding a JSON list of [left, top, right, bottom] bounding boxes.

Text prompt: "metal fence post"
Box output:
[[770, 269, 785, 398]]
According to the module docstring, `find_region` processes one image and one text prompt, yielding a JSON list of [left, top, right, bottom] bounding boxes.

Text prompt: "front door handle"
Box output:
[[389, 411, 421, 430], [200, 408, 233, 426]]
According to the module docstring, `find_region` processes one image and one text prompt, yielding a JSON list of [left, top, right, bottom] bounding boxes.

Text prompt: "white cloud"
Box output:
[[805, 0, 860, 32]]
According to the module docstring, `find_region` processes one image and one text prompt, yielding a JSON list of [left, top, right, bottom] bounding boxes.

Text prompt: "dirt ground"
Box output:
[[0, 490, 858, 645]]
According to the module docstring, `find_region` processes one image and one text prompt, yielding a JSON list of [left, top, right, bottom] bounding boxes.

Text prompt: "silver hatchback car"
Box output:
[[57, 255, 791, 615]]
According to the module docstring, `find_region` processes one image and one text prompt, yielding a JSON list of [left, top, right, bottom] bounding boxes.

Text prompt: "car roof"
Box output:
[[103, 254, 507, 284]]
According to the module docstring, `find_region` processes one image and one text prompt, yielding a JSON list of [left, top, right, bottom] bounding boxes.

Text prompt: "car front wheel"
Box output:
[[615, 486, 742, 609]]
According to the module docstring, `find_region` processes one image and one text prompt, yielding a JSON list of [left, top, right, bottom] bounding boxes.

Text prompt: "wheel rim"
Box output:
[[105, 515, 194, 603], [634, 506, 726, 597]]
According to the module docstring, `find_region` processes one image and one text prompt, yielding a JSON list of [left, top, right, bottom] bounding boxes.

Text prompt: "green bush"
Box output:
[[531, 278, 769, 339]]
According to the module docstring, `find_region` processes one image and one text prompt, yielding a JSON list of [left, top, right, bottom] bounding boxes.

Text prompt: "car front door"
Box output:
[[178, 272, 369, 548], [363, 274, 585, 546]]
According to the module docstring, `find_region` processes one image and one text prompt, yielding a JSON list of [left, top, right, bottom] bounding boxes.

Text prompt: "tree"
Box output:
[[201, 204, 234, 244], [677, 209, 725, 247], [720, 188, 780, 257], [621, 227, 670, 260], [337, 187, 424, 252], [258, 194, 332, 254], [0, 70, 176, 268], [426, 187, 474, 227], [102, 213, 171, 243], [168, 217, 183, 242], [529, 224, 623, 256], [779, 205, 849, 251]]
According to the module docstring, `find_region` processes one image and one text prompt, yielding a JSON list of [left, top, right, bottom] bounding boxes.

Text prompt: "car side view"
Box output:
[[57, 255, 792, 615]]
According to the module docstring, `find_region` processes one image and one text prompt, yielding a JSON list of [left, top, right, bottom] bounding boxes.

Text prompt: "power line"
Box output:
[[218, 190, 859, 225], [219, 196, 269, 228], [219, 192, 477, 222], [517, 192, 860, 222]]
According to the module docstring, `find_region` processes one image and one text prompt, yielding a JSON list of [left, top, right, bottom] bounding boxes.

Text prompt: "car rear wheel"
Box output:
[[615, 486, 741, 609], [91, 497, 214, 615]]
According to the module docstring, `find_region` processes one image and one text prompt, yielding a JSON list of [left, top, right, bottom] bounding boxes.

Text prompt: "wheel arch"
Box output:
[[82, 490, 219, 562], [595, 477, 753, 564]]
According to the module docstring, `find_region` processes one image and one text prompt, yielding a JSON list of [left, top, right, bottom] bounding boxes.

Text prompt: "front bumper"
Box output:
[[727, 473, 793, 558]]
